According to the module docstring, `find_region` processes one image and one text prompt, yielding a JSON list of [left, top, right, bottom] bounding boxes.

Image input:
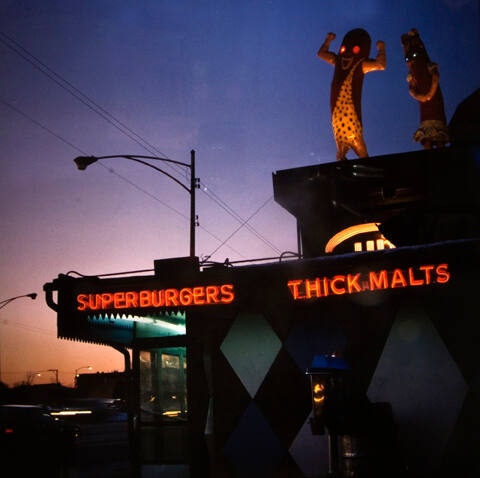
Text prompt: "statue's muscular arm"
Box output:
[[362, 40, 386, 74], [317, 32, 337, 66]]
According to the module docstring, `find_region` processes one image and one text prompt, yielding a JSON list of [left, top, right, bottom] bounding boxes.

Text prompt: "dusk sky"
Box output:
[[1, 0, 479, 387]]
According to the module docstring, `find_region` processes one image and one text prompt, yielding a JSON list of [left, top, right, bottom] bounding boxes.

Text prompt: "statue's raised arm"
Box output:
[[317, 32, 337, 66], [362, 40, 386, 74]]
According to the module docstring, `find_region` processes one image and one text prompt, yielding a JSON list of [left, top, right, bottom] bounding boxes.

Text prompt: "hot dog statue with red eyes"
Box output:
[[401, 29, 449, 149], [318, 29, 386, 160]]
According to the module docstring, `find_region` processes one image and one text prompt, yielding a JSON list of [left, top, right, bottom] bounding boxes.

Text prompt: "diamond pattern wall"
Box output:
[[289, 415, 329, 478], [254, 347, 312, 448], [223, 401, 285, 477], [368, 304, 468, 476], [212, 348, 252, 450], [220, 312, 282, 397], [203, 240, 479, 478]]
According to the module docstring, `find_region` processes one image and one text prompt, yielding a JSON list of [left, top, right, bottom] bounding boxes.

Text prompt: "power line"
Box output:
[[0, 32, 171, 158], [0, 31, 280, 255], [202, 187, 281, 254], [1, 319, 56, 337], [0, 99, 86, 155], [0, 97, 245, 257], [207, 196, 274, 260], [0, 32, 173, 163], [97, 162, 246, 257]]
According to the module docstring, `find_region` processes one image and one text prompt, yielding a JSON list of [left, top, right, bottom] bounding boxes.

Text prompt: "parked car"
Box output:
[[0, 404, 80, 475]]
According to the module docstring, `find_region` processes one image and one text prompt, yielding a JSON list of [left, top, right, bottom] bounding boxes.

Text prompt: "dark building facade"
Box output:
[[44, 145, 480, 478], [76, 371, 127, 398]]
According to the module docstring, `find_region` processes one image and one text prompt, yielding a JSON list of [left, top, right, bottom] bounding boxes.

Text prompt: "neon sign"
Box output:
[[288, 264, 450, 300], [77, 284, 235, 311]]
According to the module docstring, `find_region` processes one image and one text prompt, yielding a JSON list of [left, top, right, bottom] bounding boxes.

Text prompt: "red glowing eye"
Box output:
[[339, 46, 346, 54], [353, 45, 360, 54]]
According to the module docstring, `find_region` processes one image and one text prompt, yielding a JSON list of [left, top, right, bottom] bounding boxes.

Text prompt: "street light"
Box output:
[[27, 372, 42, 385], [73, 151, 199, 258], [75, 365, 93, 387], [0, 293, 37, 382], [28, 369, 59, 385], [75, 365, 93, 378], [0, 293, 37, 310]]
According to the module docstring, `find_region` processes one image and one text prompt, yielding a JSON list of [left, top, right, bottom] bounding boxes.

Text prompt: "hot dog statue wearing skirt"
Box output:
[[318, 29, 386, 160], [401, 29, 449, 149]]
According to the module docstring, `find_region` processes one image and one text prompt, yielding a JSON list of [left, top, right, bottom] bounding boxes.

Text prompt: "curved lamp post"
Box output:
[[27, 371, 42, 384], [74, 151, 199, 257], [0, 293, 37, 383], [0, 293, 37, 310], [75, 365, 93, 378], [28, 368, 59, 385]]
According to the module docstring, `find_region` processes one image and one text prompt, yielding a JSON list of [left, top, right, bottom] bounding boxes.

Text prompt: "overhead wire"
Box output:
[[207, 196, 274, 260], [0, 31, 280, 256], [202, 187, 281, 254], [0, 32, 170, 161], [1, 319, 57, 337], [0, 98, 86, 155], [0, 97, 245, 257]]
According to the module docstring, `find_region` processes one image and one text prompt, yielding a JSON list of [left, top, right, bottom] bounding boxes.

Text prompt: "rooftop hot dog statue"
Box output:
[[318, 29, 386, 160], [401, 29, 449, 149]]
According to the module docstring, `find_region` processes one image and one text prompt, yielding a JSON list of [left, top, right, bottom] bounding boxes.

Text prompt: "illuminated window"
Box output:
[[162, 354, 180, 369], [325, 223, 396, 254]]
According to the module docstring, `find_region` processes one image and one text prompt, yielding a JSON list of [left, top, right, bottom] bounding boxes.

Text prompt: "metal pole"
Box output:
[[296, 220, 303, 257], [190, 150, 196, 258], [50, 369, 59, 385]]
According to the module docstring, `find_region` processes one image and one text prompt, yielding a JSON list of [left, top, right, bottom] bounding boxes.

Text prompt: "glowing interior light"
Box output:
[[354, 242, 362, 252], [325, 223, 396, 253], [163, 410, 181, 417], [383, 238, 395, 249], [130, 316, 186, 334], [376, 239, 385, 250], [366, 240, 375, 251]]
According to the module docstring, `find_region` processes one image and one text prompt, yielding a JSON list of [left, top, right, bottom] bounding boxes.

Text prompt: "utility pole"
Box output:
[[49, 368, 59, 385]]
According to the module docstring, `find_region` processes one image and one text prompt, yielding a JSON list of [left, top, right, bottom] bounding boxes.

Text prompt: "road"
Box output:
[[67, 420, 131, 478]]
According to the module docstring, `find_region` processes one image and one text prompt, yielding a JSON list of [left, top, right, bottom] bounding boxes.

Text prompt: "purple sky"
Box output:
[[1, 0, 479, 386]]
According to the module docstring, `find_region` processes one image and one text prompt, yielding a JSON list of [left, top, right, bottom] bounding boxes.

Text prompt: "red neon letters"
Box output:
[[77, 284, 235, 311], [288, 264, 450, 300]]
